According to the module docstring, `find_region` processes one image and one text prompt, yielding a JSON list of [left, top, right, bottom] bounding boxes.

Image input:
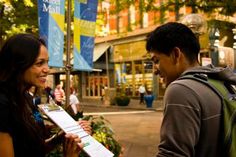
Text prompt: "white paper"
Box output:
[[41, 105, 114, 157]]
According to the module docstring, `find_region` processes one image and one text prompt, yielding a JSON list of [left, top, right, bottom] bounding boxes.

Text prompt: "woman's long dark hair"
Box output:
[[0, 34, 46, 155]]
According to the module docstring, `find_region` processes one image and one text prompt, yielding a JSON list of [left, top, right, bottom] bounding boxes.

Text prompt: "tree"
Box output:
[[0, 0, 37, 47], [187, 0, 236, 16], [108, 0, 236, 26]]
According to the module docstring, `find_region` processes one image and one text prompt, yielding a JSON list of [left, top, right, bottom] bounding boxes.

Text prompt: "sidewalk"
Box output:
[[79, 98, 163, 157], [79, 98, 164, 112]]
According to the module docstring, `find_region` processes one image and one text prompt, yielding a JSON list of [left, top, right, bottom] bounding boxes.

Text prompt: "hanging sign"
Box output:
[[38, 0, 65, 67], [73, 0, 98, 71]]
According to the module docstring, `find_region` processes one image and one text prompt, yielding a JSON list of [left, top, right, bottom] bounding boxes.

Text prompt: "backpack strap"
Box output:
[[178, 73, 226, 100]]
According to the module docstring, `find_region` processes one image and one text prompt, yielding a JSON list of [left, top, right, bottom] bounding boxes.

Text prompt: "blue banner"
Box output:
[[38, 0, 65, 68], [73, 0, 98, 71]]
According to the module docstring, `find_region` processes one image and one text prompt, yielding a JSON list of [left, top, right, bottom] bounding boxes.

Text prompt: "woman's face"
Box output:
[[23, 45, 49, 88]]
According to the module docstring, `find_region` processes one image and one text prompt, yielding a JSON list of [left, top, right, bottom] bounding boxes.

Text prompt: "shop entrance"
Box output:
[[86, 76, 108, 98]]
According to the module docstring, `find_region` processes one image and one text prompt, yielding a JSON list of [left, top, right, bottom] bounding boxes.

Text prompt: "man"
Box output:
[[146, 22, 235, 157], [138, 84, 146, 104]]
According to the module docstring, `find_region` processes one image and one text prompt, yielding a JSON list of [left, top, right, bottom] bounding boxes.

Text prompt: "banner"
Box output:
[[38, 0, 65, 68], [73, 0, 98, 71]]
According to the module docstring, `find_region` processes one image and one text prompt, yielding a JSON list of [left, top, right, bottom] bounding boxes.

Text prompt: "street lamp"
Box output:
[[180, 13, 210, 65], [213, 28, 220, 47], [233, 28, 236, 49], [209, 27, 220, 66], [180, 13, 207, 38], [232, 27, 236, 69]]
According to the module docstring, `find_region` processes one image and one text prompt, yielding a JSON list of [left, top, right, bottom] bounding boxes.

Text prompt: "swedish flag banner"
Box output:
[[38, 0, 65, 68], [73, 0, 98, 71]]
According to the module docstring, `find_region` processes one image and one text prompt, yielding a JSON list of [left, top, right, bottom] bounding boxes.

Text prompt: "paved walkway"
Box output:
[[79, 98, 164, 112], [78, 98, 164, 157]]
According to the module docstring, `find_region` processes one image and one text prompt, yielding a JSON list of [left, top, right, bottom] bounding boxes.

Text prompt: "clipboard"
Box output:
[[40, 104, 114, 157]]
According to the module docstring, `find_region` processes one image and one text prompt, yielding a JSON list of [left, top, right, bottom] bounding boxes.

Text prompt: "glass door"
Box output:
[[87, 76, 108, 97]]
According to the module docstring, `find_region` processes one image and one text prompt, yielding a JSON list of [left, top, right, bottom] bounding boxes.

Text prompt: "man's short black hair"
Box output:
[[146, 22, 200, 64]]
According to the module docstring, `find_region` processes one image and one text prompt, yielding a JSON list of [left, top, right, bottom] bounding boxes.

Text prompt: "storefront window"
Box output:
[[114, 60, 155, 97], [144, 61, 153, 73], [143, 61, 153, 93], [115, 63, 129, 95], [133, 61, 142, 96], [134, 61, 142, 74], [126, 62, 132, 74], [124, 62, 132, 96], [85, 74, 108, 98]]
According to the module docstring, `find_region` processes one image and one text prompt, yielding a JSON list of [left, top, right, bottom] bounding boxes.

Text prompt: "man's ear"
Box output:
[[170, 47, 182, 64]]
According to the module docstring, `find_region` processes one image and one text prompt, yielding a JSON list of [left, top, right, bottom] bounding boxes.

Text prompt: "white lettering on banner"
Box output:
[[43, 0, 60, 5], [50, 0, 60, 4], [42, 0, 61, 13], [43, 3, 60, 13], [82, 38, 94, 50]]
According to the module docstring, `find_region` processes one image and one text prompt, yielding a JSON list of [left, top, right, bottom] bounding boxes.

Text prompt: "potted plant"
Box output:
[[82, 115, 123, 157], [115, 96, 130, 106]]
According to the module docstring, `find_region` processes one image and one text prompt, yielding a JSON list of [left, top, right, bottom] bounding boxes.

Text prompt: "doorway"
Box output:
[[86, 76, 108, 98]]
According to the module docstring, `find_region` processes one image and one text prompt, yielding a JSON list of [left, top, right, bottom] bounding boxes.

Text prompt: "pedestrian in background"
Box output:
[[69, 87, 80, 115], [54, 83, 65, 106], [28, 86, 41, 106], [44, 85, 54, 103], [146, 22, 236, 157], [138, 84, 146, 104], [0, 34, 83, 157]]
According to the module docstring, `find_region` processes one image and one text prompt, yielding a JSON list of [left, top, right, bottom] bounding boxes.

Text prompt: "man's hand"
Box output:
[[78, 120, 92, 135]]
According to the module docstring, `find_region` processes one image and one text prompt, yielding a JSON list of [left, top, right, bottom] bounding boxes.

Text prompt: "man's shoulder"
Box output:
[[170, 78, 204, 89], [166, 78, 213, 100]]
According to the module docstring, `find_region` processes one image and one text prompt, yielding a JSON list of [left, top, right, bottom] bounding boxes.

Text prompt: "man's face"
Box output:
[[151, 51, 180, 86]]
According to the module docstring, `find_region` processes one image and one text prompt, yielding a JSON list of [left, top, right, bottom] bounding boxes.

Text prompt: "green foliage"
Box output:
[[115, 96, 130, 106], [1, 0, 235, 46], [208, 19, 236, 30], [83, 115, 122, 157], [107, 0, 236, 26], [0, 0, 37, 46], [46, 145, 63, 157]]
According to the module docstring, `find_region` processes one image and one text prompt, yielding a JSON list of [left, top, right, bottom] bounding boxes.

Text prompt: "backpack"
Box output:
[[179, 73, 236, 157]]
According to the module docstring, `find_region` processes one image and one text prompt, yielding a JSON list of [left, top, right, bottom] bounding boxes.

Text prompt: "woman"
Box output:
[[0, 34, 82, 157], [69, 87, 80, 115]]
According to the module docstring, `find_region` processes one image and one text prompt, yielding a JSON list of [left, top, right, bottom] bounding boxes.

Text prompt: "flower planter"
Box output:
[[115, 96, 130, 106]]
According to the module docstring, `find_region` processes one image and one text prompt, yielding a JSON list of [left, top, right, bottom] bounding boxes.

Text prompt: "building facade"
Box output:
[[51, 1, 236, 101]]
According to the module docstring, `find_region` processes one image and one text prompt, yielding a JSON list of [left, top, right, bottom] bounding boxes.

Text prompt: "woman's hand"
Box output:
[[0, 132, 14, 157], [63, 133, 83, 157], [78, 120, 92, 135]]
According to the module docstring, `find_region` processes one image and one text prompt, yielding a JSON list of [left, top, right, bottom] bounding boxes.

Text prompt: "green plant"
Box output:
[[115, 96, 130, 106], [82, 115, 122, 157]]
